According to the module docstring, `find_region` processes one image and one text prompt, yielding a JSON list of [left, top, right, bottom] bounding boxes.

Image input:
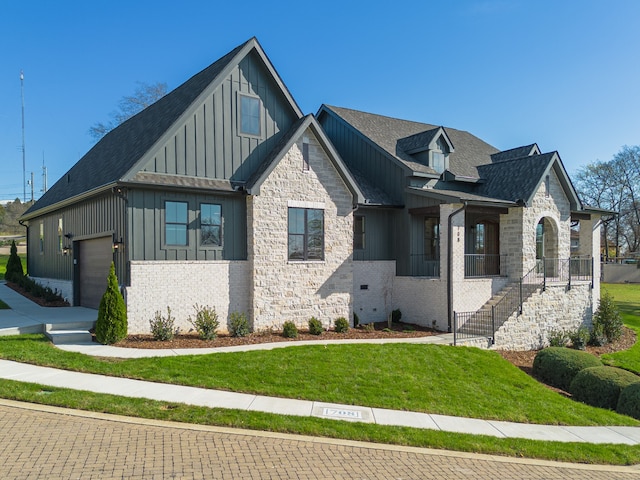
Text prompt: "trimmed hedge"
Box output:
[[617, 382, 640, 420], [569, 366, 640, 410], [532, 347, 602, 392]]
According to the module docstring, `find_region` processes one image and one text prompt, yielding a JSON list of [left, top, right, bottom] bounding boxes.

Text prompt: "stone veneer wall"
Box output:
[[248, 129, 354, 331], [29, 277, 73, 305], [125, 261, 250, 334], [493, 282, 592, 351]]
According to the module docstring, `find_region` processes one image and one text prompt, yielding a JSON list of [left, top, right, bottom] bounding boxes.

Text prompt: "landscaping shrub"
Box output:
[[4, 240, 23, 282], [592, 290, 624, 344], [617, 382, 640, 420], [334, 317, 349, 333], [188, 304, 219, 340], [149, 307, 176, 341], [546, 328, 569, 347], [569, 366, 640, 410], [568, 326, 590, 350], [95, 262, 128, 345], [589, 321, 607, 347], [308, 317, 323, 335], [391, 309, 402, 323], [363, 322, 375, 332], [229, 311, 250, 337], [282, 321, 298, 338], [532, 347, 602, 391]]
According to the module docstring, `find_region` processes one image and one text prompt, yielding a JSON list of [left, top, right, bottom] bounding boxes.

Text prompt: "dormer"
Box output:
[[397, 127, 455, 174], [490, 143, 541, 163]]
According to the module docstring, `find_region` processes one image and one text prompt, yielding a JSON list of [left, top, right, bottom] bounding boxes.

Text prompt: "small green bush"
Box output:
[[569, 326, 590, 350], [589, 321, 607, 346], [150, 307, 176, 341], [363, 323, 375, 332], [532, 347, 603, 391], [391, 309, 402, 323], [617, 382, 640, 420], [334, 317, 349, 333], [592, 291, 624, 343], [547, 328, 569, 347], [95, 263, 128, 345], [569, 366, 640, 410], [4, 240, 24, 282], [188, 304, 219, 340], [282, 321, 298, 338], [308, 317, 323, 335], [229, 311, 250, 337]]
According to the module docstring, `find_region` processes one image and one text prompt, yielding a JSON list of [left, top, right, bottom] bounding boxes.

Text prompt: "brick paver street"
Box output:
[[0, 401, 638, 480]]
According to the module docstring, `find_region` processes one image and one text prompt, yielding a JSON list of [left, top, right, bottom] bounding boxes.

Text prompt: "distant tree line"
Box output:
[[574, 146, 640, 258], [0, 199, 31, 236]]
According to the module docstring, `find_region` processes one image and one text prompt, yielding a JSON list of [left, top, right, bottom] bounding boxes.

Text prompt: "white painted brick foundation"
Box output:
[[353, 261, 396, 324], [125, 261, 250, 334], [28, 277, 73, 305]]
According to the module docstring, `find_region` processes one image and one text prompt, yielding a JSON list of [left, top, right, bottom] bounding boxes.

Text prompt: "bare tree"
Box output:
[[89, 81, 167, 141], [575, 146, 640, 258]]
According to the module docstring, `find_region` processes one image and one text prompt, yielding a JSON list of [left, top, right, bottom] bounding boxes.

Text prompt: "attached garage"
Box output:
[[78, 236, 113, 309]]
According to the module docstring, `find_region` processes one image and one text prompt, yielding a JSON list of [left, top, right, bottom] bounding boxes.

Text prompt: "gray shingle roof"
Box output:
[[23, 39, 252, 218], [476, 153, 556, 204], [322, 105, 500, 178], [490, 144, 539, 163]]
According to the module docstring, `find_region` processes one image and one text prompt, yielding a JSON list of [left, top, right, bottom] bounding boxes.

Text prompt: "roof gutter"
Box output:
[[19, 183, 117, 221], [447, 202, 467, 333]]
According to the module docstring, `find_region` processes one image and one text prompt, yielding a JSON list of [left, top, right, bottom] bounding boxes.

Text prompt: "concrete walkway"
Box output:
[[1, 282, 640, 446]]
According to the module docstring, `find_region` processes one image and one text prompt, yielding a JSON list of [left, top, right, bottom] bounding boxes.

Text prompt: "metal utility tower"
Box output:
[[20, 70, 26, 203]]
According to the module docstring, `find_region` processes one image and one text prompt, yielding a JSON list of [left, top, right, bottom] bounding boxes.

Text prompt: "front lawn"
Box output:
[[0, 335, 636, 427], [601, 283, 640, 374]]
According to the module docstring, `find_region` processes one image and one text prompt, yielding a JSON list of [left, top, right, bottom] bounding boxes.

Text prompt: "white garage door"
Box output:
[[78, 236, 113, 309]]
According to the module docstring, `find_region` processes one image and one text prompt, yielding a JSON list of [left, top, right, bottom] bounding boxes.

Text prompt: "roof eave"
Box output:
[[20, 183, 117, 221]]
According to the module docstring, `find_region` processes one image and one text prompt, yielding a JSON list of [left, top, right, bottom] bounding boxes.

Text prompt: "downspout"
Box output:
[[18, 219, 28, 276], [447, 202, 467, 332]]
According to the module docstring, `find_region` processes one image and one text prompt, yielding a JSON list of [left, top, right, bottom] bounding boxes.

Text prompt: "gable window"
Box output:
[[201, 203, 222, 247], [432, 151, 445, 173], [39, 222, 44, 254], [239, 94, 261, 136], [302, 138, 310, 171], [354, 215, 365, 250], [165, 201, 188, 246], [288, 208, 324, 261], [57, 218, 63, 253]]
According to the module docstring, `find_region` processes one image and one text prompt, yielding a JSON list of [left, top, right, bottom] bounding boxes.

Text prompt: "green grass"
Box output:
[[601, 283, 640, 374], [0, 299, 9, 309], [0, 335, 636, 427], [0, 253, 27, 280], [1, 378, 639, 466]]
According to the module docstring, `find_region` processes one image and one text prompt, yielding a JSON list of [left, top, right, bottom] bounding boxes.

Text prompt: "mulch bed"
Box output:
[[497, 326, 637, 375], [115, 321, 439, 349], [5, 281, 70, 307]]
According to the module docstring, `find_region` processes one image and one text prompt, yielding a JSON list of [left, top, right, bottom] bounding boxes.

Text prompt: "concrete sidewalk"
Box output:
[[0, 282, 97, 335], [1, 281, 640, 446]]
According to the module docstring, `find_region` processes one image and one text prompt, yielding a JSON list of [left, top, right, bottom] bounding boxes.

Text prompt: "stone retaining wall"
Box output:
[[493, 282, 593, 350]]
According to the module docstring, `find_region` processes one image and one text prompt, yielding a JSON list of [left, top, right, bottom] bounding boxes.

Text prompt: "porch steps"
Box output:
[[457, 282, 541, 336], [44, 321, 95, 345]]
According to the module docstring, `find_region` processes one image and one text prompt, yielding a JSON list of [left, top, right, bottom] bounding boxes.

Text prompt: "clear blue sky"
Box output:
[[1, 0, 638, 202]]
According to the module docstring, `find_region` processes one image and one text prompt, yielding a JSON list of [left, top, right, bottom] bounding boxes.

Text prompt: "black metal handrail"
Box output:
[[409, 254, 440, 277], [453, 257, 590, 345], [464, 254, 506, 277]]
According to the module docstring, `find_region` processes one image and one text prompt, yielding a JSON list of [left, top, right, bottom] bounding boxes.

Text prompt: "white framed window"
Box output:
[[288, 207, 324, 261], [200, 203, 222, 247], [165, 201, 188, 246], [239, 93, 261, 137], [57, 218, 63, 253]]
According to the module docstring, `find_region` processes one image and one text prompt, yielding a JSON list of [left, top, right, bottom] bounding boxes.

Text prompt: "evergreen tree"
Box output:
[[5, 240, 24, 282], [95, 262, 128, 344]]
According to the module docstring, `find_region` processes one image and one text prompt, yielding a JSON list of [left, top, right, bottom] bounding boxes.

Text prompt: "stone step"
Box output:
[[44, 321, 95, 345], [45, 329, 93, 345]]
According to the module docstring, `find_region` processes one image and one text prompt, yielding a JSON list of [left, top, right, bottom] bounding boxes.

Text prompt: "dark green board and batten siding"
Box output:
[[318, 111, 406, 204], [127, 189, 247, 261], [25, 193, 127, 284], [139, 51, 297, 184]]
